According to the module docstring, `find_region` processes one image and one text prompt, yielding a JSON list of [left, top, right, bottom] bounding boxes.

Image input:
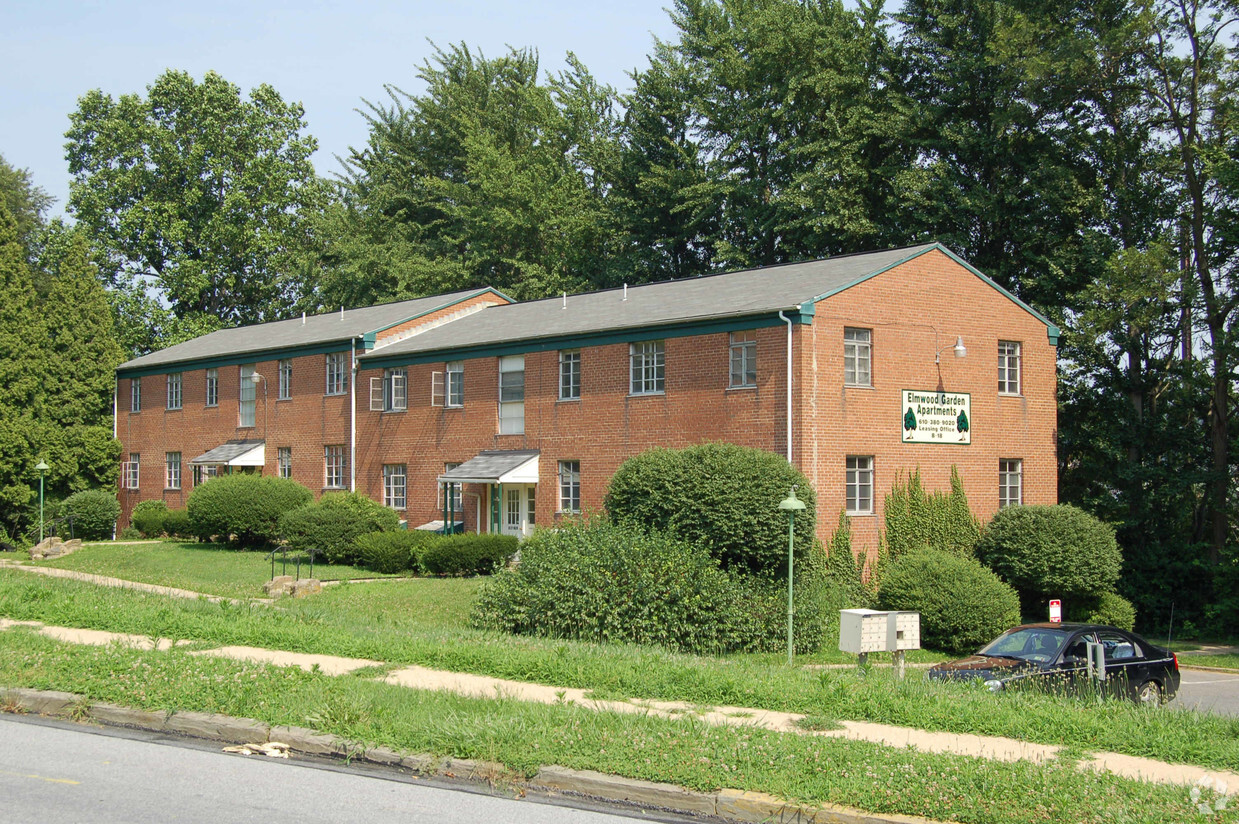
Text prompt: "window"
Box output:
[[559, 460, 581, 513], [130, 378, 141, 413], [999, 341, 1021, 395], [440, 462, 463, 512], [324, 445, 346, 489], [278, 359, 292, 400], [277, 447, 292, 480], [205, 368, 218, 407], [166, 373, 182, 410], [559, 350, 581, 400], [630, 341, 665, 395], [325, 353, 348, 396], [499, 355, 525, 434], [846, 456, 874, 515], [192, 464, 219, 487], [372, 368, 407, 412], [729, 331, 756, 388], [446, 361, 464, 407], [999, 459, 1023, 508], [123, 453, 140, 490], [165, 452, 181, 490], [239, 364, 256, 427], [383, 464, 407, 510], [844, 328, 871, 386]]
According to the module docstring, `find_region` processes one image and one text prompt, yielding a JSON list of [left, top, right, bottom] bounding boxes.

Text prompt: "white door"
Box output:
[[501, 484, 536, 538]]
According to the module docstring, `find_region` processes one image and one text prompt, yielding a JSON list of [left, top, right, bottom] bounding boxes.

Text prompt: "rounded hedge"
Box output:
[[878, 547, 1021, 656], [162, 509, 191, 538], [604, 443, 816, 575], [975, 505, 1121, 610], [187, 474, 312, 548], [1077, 591, 1137, 631], [355, 530, 441, 574], [130, 500, 169, 538], [420, 533, 517, 576], [279, 492, 400, 565], [471, 521, 767, 654], [60, 489, 121, 540]]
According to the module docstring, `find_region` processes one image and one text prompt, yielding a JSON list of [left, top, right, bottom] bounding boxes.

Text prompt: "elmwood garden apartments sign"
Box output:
[[902, 390, 971, 444]]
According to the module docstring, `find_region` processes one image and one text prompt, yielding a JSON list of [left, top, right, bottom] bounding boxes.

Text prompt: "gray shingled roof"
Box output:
[[117, 288, 503, 373], [438, 450, 540, 483], [362, 244, 940, 362]]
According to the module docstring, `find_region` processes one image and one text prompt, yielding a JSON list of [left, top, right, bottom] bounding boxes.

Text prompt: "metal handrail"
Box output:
[[45, 515, 75, 540], [264, 546, 319, 581]]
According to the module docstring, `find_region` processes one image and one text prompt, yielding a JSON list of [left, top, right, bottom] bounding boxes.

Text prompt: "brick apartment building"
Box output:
[[114, 243, 1059, 552]]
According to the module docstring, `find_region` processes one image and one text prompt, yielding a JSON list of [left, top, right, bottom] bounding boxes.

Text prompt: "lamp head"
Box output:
[[35, 460, 49, 472], [779, 485, 806, 511], [953, 336, 967, 359], [250, 373, 262, 384]]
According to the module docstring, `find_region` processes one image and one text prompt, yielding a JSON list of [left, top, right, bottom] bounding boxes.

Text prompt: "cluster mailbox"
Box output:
[[839, 609, 920, 675]]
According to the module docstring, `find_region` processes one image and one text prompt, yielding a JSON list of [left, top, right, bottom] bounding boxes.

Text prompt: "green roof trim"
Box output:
[[810, 243, 1061, 346], [362, 309, 812, 369]]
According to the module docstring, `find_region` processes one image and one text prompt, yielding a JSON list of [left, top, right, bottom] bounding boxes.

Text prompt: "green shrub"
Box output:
[[883, 467, 979, 562], [60, 489, 121, 540], [130, 500, 169, 538], [975, 504, 1122, 616], [878, 547, 1021, 656], [355, 530, 440, 574], [420, 533, 517, 576], [119, 526, 142, 541], [472, 521, 768, 654], [1074, 591, 1137, 631], [162, 508, 190, 539], [604, 442, 816, 575], [187, 474, 312, 548], [279, 492, 399, 565]]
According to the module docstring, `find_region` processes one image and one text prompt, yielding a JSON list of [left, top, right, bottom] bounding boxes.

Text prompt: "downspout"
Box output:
[[778, 310, 794, 464], [350, 337, 358, 492], [113, 377, 119, 539]]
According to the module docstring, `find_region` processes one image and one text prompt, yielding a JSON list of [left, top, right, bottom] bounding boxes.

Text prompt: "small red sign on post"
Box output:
[[1049, 600, 1062, 623]]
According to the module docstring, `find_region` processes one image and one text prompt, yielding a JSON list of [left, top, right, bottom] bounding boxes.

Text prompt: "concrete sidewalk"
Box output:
[[1, 615, 1234, 791]]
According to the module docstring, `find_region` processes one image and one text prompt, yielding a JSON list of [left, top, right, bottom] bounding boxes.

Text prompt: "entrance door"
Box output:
[[501, 484, 536, 538]]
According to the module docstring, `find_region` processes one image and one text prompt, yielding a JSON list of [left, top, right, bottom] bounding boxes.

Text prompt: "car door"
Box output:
[[1097, 629, 1143, 699], [1052, 631, 1095, 695]]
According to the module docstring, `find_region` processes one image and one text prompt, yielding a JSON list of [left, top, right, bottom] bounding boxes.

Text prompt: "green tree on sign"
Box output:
[[957, 409, 970, 440], [904, 407, 917, 437]]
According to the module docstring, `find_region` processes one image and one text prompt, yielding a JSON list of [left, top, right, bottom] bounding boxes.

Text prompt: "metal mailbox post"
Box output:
[[839, 609, 921, 677]]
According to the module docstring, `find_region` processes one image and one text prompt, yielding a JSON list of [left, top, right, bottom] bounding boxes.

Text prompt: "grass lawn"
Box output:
[[2, 569, 1237, 775], [0, 628, 1210, 824], [1181, 653, 1239, 670], [39, 541, 404, 599]]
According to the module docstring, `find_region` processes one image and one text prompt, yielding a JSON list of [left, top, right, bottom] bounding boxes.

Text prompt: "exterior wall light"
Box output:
[[935, 335, 967, 364]]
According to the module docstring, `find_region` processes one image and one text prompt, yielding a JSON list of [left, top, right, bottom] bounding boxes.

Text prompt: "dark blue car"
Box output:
[[928, 623, 1180, 705]]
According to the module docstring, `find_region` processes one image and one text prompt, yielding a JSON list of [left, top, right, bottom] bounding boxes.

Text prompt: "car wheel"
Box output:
[[1135, 680, 1164, 707]]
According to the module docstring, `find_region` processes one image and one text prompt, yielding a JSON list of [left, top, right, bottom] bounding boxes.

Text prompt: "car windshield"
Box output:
[[977, 628, 1067, 663]]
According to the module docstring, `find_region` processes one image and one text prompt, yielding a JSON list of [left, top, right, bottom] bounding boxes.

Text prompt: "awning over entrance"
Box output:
[[437, 450, 539, 484], [190, 439, 265, 467]]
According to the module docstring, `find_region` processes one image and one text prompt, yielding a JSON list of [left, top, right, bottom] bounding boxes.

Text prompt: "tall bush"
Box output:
[[59, 489, 120, 540], [882, 467, 979, 562], [279, 491, 400, 564], [878, 547, 1021, 656], [975, 504, 1122, 616], [187, 473, 311, 548], [604, 442, 815, 575]]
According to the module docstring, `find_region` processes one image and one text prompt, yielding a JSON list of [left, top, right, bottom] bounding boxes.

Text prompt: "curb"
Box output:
[[0, 686, 938, 824]]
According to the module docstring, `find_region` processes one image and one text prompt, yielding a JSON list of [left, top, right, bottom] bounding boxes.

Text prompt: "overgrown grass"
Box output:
[[39, 542, 403, 599], [1180, 653, 1239, 671], [1, 570, 1236, 772], [0, 630, 1208, 824]]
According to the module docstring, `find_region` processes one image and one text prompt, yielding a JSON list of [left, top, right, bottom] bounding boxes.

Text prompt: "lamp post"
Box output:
[[35, 460, 49, 543], [779, 485, 806, 666]]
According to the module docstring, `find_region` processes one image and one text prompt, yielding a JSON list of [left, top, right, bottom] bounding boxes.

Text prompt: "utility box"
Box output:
[[839, 609, 921, 654]]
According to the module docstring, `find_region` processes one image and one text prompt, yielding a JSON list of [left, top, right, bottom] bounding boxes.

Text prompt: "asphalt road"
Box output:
[[0, 715, 689, 824], [1176, 667, 1239, 716]]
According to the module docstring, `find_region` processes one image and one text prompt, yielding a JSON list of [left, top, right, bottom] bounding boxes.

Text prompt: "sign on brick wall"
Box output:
[[901, 390, 971, 444]]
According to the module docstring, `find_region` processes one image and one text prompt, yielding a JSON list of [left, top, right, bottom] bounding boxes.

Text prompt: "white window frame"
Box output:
[[999, 459, 1023, 508], [166, 373, 182, 410], [278, 359, 292, 400], [629, 341, 665, 395], [999, 341, 1022, 395], [372, 368, 407, 412], [277, 447, 292, 479], [383, 464, 407, 510], [205, 368, 218, 407], [844, 328, 872, 387], [439, 462, 463, 511], [446, 361, 464, 408], [130, 378, 141, 413], [325, 353, 348, 396], [324, 445, 346, 489], [558, 460, 581, 514], [123, 454, 140, 490], [239, 364, 256, 427], [729, 331, 756, 388], [498, 355, 525, 434], [846, 456, 874, 515], [165, 452, 181, 490], [559, 350, 581, 400]]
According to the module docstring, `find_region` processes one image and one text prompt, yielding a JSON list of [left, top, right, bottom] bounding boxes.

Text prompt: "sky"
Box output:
[[0, 0, 679, 219]]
